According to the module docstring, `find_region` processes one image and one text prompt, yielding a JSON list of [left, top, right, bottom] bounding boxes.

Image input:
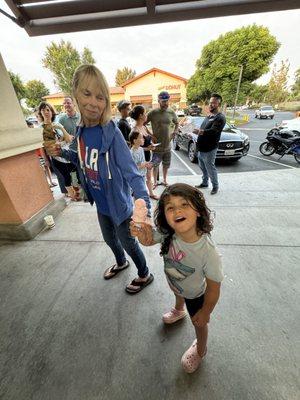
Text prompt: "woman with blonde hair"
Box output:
[[44, 64, 153, 294]]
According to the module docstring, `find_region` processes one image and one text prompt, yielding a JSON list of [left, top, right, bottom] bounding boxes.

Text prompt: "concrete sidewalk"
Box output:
[[0, 169, 299, 400]]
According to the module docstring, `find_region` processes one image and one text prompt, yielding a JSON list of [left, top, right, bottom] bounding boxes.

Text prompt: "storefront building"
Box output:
[[43, 67, 187, 114]]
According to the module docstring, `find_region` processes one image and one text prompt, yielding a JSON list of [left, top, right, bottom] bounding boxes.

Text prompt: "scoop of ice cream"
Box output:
[[132, 199, 148, 223]]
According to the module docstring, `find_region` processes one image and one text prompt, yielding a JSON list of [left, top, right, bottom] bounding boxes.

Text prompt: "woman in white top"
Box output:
[[130, 105, 159, 200]]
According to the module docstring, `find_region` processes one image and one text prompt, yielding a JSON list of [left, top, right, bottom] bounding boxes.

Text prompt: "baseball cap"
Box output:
[[117, 99, 131, 111], [158, 91, 170, 100]]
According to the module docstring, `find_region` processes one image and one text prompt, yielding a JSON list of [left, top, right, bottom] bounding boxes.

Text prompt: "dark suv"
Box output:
[[173, 116, 250, 163], [187, 104, 202, 116]]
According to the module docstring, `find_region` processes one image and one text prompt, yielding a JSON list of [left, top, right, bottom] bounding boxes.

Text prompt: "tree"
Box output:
[[266, 60, 290, 105], [42, 40, 96, 94], [115, 67, 136, 86], [187, 25, 280, 105], [8, 71, 26, 102], [248, 83, 268, 104], [25, 80, 50, 109], [291, 68, 300, 100]]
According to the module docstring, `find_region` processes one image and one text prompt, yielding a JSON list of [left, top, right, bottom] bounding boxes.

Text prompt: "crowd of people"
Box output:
[[38, 64, 225, 374]]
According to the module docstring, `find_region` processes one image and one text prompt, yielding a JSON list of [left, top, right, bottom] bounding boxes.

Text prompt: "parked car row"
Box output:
[[173, 116, 250, 163]]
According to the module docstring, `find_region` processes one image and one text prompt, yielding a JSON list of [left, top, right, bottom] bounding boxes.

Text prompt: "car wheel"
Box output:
[[188, 142, 198, 163], [172, 138, 180, 151], [259, 142, 276, 156], [271, 116, 274, 119]]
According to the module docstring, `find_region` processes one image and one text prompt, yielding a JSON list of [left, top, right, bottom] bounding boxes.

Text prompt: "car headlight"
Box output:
[[243, 137, 250, 145]]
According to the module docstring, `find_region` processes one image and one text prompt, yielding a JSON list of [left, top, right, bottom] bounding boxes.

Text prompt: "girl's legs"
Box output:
[[195, 324, 208, 357], [175, 294, 185, 310]]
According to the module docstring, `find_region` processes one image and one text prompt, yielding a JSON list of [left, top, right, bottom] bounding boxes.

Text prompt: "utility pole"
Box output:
[[233, 64, 244, 120]]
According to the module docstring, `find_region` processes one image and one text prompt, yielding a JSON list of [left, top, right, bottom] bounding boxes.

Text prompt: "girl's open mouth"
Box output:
[[174, 216, 186, 223]]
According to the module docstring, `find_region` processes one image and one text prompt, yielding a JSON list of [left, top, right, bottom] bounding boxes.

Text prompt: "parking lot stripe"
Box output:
[[171, 149, 197, 175], [247, 154, 296, 169], [242, 128, 268, 131]]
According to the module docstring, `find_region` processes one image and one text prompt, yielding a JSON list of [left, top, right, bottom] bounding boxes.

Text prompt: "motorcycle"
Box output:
[[259, 128, 300, 164]]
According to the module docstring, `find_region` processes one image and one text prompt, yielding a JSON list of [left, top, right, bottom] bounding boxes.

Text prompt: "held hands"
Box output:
[[130, 221, 154, 246], [191, 309, 210, 328]]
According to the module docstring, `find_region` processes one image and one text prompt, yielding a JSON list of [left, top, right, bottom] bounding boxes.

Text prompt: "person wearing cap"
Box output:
[[117, 100, 131, 144], [146, 91, 178, 188]]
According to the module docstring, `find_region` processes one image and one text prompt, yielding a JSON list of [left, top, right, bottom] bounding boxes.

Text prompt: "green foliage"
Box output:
[[25, 79, 50, 109], [248, 83, 268, 104], [187, 25, 280, 105], [42, 40, 96, 94], [8, 70, 26, 102], [266, 60, 290, 104], [291, 68, 300, 100], [115, 67, 136, 86]]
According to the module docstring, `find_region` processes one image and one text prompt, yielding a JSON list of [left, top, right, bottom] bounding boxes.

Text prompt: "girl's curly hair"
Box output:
[[154, 183, 213, 256]]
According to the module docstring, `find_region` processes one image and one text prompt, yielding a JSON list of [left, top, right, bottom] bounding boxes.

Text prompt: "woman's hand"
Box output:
[[43, 141, 61, 157], [130, 221, 154, 246]]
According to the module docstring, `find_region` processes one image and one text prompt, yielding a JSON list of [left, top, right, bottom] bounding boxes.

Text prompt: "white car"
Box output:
[[279, 117, 300, 131], [176, 109, 185, 118], [255, 106, 275, 119]]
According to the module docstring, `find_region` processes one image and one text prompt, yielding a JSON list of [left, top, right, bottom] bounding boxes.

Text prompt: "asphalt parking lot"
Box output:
[[168, 110, 299, 178]]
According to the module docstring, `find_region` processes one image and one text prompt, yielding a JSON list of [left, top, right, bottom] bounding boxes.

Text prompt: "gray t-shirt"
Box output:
[[147, 108, 178, 152], [153, 232, 223, 299], [57, 112, 80, 136], [130, 147, 146, 177]]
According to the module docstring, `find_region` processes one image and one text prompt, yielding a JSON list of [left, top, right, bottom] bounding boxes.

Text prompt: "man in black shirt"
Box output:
[[117, 100, 131, 144], [194, 94, 226, 195]]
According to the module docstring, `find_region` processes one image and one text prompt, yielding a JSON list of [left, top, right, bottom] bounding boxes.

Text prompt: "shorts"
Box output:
[[184, 294, 205, 317], [151, 150, 171, 168]]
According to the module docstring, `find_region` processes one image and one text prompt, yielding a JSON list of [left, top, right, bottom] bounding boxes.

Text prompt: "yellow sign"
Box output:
[[158, 84, 181, 91]]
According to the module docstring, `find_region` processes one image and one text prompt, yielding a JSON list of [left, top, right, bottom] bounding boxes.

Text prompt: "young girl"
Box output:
[[129, 105, 159, 200], [130, 183, 223, 373], [129, 130, 152, 180]]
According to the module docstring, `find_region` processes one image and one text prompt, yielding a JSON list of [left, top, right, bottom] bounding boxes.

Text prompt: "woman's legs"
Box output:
[[98, 213, 127, 266], [51, 159, 75, 199]]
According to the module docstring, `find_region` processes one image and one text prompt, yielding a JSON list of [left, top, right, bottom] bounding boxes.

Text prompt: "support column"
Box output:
[[0, 53, 66, 240]]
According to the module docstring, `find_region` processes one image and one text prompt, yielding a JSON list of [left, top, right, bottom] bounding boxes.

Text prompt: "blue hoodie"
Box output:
[[61, 120, 151, 226]]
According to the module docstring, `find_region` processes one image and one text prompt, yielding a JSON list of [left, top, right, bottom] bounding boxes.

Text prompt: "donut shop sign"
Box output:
[[158, 84, 181, 91]]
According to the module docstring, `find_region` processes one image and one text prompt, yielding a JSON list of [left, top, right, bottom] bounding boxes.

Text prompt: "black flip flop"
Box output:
[[103, 261, 130, 280], [125, 273, 154, 294]]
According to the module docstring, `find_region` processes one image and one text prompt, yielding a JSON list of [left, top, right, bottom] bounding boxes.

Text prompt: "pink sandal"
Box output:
[[181, 339, 207, 373], [162, 308, 187, 324]]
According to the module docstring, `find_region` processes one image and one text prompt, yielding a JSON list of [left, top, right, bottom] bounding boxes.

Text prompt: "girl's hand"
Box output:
[[43, 141, 61, 157], [191, 310, 210, 328], [130, 221, 154, 246], [145, 162, 153, 170]]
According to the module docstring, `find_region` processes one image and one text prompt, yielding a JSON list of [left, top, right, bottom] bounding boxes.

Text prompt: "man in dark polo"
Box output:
[[117, 100, 131, 144], [194, 93, 226, 195]]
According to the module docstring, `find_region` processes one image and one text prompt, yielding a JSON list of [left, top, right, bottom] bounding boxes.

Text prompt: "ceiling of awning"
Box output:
[[3, 0, 300, 37]]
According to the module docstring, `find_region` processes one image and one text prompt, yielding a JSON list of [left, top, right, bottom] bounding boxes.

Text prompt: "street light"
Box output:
[[232, 64, 244, 120]]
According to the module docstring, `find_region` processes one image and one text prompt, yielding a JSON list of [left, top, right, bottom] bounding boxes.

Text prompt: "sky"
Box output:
[[0, 1, 299, 93]]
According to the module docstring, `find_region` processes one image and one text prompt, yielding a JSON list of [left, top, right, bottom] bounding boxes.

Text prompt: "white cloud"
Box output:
[[0, 1, 299, 92]]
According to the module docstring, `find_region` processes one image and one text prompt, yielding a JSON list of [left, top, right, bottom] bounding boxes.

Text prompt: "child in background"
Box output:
[[130, 183, 223, 373], [129, 130, 152, 181]]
